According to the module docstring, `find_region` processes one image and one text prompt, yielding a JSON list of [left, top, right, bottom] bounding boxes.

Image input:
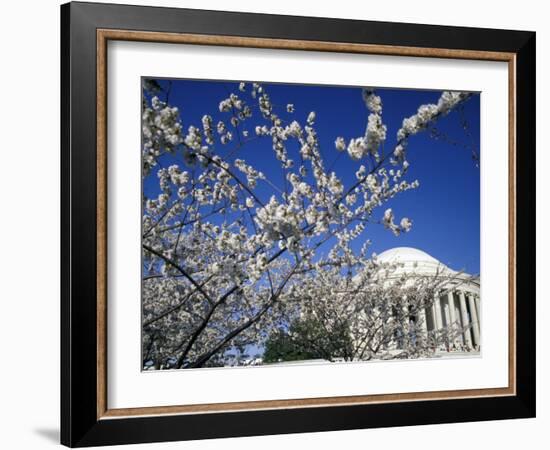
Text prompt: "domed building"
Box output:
[[377, 247, 480, 353]]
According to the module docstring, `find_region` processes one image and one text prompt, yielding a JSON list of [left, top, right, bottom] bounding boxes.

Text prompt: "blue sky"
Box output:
[[143, 78, 480, 274]]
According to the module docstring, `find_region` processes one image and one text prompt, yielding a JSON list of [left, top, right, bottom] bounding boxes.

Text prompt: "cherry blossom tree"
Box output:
[[141, 80, 474, 369]]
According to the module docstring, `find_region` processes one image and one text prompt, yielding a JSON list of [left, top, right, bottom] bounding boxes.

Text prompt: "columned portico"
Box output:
[[424, 290, 479, 352], [376, 247, 481, 356]]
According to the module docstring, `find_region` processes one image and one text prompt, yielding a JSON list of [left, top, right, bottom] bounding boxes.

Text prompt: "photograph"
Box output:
[[141, 78, 481, 370]]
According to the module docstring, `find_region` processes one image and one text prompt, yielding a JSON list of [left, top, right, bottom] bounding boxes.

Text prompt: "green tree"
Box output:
[[263, 317, 354, 363]]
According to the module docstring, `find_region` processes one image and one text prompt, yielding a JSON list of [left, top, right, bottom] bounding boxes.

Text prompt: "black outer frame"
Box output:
[[61, 1, 536, 447]]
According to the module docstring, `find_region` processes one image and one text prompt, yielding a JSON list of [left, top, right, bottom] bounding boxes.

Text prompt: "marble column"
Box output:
[[434, 293, 443, 330], [418, 306, 428, 345], [447, 292, 458, 348], [468, 294, 481, 349], [402, 299, 409, 349], [430, 303, 437, 331], [458, 291, 473, 349], [443, 300, 451, 329], [433, 293, 445, 350]]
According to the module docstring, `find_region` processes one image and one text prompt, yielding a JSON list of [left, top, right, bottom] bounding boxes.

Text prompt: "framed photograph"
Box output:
[[61, 1, 535, 447]]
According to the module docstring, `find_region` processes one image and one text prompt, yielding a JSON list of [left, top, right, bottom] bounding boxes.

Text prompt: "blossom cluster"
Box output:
[[255, 195, 304, 250], [337, 90, 387, 161], [142, 96, 183, 175], [392, 91, 472, 164], [382, 208, 413, 236]]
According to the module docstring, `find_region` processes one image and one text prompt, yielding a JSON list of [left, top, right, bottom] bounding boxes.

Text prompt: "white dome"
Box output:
[[375, 247, 453, 277], [373, 247, 478, 293], [377, 247, 441, 265]]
